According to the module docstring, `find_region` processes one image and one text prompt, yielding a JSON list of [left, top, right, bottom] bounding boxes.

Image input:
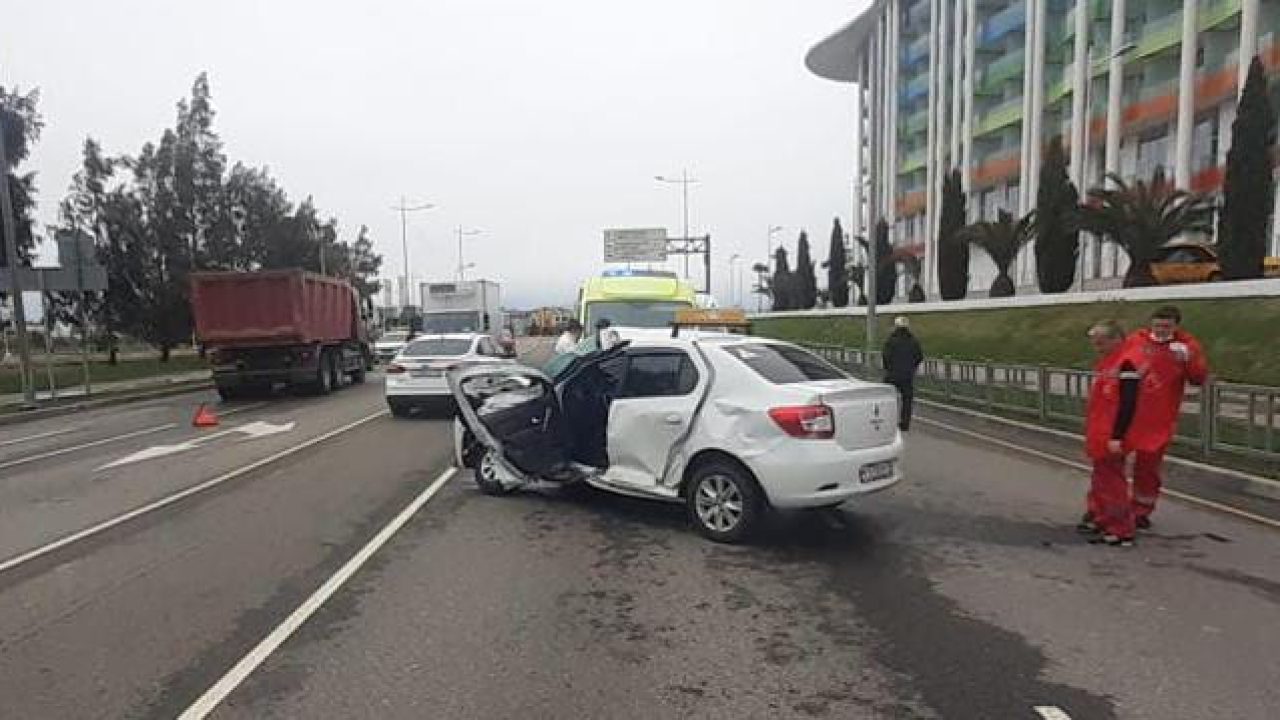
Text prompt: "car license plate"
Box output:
[[858, 460, 895, 484]]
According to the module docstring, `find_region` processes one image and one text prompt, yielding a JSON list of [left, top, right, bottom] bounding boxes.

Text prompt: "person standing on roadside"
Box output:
[[554, 319, 583, 355], [1079, 320, 1142, 547], [1125, 305, 1209, 530], [882, 316, 924, 431]]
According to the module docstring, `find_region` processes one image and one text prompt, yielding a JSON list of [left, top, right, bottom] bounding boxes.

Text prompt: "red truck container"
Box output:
[[191, 270, 372, 400]]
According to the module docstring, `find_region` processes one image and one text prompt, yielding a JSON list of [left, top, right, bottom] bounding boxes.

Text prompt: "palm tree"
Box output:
[[1078, 169, 1216, 287], [957, 209, 1035, 298]]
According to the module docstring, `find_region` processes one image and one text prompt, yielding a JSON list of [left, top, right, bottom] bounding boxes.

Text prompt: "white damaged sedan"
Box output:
[[449, 334, 903, 542]]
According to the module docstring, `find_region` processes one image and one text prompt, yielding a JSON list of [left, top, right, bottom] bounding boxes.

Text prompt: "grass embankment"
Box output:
[[0, 355, 208, 394], [755, 297, 1280, 387]]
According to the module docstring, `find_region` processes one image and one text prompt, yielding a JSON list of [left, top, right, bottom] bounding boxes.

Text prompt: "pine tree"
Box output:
[[936, 169, 969, 300], [795, 231, 817, 309], [1034, 138, 1081, 292], [346, 226, 383, 315], [56, 138, 118, 360], [0, 85, 42, 269], [771, 247, 794, 310], [1219, 58, 1277, 280], [826, 218, 850, 307]]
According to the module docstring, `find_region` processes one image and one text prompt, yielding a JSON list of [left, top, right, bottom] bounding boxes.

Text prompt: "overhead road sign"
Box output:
[[604, 228, 668, 263]]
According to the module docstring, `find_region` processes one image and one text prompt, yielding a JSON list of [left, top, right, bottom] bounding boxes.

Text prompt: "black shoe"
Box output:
[[1076, 512, 1100, 535], [1089, 534, 1134, 547], [1135, 517, 1152, 531]]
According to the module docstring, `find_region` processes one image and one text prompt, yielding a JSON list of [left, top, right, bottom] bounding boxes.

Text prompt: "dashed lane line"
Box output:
[[0, 410, 388, 576], [0, 424, 179, 472], [0, 426, 78, 447], [177, 466, 458, 719]]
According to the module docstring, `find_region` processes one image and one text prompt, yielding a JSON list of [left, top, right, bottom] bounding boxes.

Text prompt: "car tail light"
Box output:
[[768, 405, 835, 439], [385, 363, 406, 375]]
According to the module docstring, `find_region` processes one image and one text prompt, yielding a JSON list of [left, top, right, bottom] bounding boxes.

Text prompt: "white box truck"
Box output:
[[417, 280, 505, 336]]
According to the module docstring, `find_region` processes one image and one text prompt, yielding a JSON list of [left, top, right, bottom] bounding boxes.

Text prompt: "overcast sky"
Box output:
[[3, 0, 867, 309]]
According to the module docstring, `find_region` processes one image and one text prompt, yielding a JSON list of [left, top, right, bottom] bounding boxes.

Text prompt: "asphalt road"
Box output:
[[0, 346, 1277, 719]]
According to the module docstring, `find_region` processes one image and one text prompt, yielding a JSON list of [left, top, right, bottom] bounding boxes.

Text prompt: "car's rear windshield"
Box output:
[[401, 339, 472, 357], [722, 343, 847, 384]]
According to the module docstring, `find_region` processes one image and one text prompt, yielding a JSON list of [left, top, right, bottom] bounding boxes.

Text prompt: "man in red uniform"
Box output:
[[1079, 320, 1142, 546], [1125, 306, 1209, 529]]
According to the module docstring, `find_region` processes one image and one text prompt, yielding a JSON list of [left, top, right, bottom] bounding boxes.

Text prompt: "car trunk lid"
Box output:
[[792, 381, 899, 450]]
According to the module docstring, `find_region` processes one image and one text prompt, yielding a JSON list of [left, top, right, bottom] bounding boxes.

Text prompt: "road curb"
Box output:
[[0, 381, 212, 427]]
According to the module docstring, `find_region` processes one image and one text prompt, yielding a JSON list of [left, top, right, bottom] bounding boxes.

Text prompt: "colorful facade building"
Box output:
[[807, 0, 1280, 296]]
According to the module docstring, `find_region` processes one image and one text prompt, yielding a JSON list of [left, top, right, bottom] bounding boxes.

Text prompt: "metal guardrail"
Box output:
[[805, 343, 1280, 463]]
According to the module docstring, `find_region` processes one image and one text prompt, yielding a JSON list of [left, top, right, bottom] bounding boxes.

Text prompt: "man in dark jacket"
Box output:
[[882, 316, 924, 431]]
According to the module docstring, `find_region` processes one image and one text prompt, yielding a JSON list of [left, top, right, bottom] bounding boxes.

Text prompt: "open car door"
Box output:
[[449, 365, 570, 479]]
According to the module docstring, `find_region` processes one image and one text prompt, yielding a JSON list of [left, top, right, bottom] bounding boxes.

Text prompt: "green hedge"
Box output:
[[754, 297, 1280, 386]]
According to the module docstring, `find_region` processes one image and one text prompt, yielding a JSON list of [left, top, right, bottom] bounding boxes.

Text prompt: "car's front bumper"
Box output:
[[744, 434, 905, 509]]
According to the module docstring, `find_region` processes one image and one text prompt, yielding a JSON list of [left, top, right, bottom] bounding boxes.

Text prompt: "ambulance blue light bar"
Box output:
[[601, 269, 678, 279]]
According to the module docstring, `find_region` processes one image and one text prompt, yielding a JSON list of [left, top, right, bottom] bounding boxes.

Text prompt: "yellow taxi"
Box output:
[[1149, 241, 1280, 285]]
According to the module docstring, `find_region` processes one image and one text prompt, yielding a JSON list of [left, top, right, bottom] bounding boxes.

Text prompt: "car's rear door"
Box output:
[[449, 366, 569, 477], [602, 348, 707, 489]]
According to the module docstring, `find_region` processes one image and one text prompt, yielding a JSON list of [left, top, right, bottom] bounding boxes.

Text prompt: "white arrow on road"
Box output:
[[97, 421, 296, 471]]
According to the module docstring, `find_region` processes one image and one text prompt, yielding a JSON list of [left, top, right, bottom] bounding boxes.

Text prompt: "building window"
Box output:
[[1136, 128, 1171, 181], [1192, 116, 1218, 173]]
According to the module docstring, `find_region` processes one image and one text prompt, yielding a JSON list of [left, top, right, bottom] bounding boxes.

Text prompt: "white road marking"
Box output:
[[0, 426, 78, 447], [916, 416, 1280, 530], [1034, 707, 1073, 720], [177, 466, 457, 720], [96, 421, 297, 470], [0, 410, 386, 576], [0, 423, 178, 472]]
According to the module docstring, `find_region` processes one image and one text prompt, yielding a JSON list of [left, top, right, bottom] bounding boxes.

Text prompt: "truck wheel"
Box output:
[[313, 351, 333, 395], [350, 366, 367, 384], [328, 352, 343, 390], [216, 385, 240, 401], [388, 399, 412, 417]]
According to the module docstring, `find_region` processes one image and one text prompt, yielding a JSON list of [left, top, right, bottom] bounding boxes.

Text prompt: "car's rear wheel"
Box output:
[[1208, 271, 1223, 282], [475, 450, 516, 496], [686, 460, 762, 543]]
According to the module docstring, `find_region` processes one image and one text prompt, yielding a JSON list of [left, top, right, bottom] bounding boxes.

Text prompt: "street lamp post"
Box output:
[[455, 227, 481, 281], [391, 197, 435, 308], [655, 170, 700, 278], [728, 254, 742, 307], [762, 225, 783, 312]]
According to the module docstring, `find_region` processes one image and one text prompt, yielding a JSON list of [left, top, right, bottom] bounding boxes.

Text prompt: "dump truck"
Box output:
[[191, 270, 372, 400]]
